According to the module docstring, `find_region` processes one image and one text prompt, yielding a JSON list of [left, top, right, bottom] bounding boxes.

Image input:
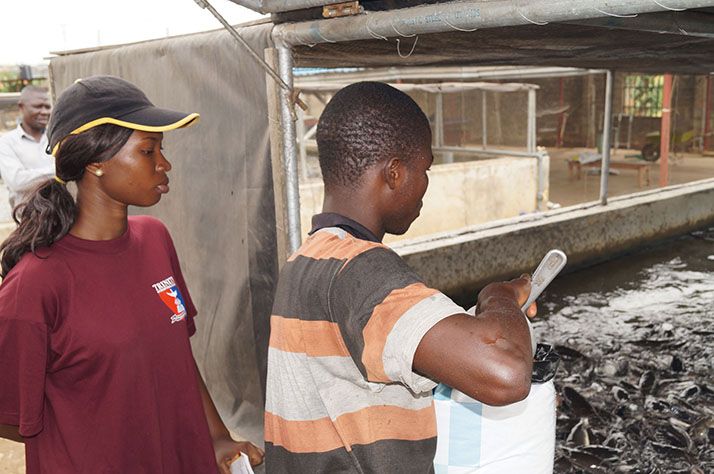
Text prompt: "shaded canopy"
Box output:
[[290, 13, 714, 73], [224, 0, 714, 73]]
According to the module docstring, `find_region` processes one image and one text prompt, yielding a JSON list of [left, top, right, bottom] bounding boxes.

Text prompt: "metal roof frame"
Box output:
[[189, 0, 714, 252]]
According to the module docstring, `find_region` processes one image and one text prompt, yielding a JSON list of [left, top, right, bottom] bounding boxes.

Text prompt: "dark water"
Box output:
[[533, 227, 714, 473]]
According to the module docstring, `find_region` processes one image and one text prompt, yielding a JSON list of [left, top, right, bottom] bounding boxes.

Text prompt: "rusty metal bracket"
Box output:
[[323, 1, 363, 18]]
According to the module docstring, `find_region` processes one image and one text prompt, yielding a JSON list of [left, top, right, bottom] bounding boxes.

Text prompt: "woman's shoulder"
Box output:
[[10, 248, 70, 278], [128, 215, 177, 255], [129, 215, 171, 238], [129, 214, 167, 230], [0, 250, 70, 305]]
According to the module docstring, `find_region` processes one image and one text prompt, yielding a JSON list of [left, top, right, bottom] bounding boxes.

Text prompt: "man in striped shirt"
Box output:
[[265, 82, 536, 473]]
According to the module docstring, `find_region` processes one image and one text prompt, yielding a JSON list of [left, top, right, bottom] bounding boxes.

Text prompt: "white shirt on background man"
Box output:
[[0, 123, 55, 208]]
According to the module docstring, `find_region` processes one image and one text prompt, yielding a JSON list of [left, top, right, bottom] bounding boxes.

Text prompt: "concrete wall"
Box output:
[[299, 155, 548, 243], [393, 178, 714, 304]]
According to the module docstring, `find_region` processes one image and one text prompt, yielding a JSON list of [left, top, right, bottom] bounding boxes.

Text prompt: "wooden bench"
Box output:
[[568, 159, 651, 188]]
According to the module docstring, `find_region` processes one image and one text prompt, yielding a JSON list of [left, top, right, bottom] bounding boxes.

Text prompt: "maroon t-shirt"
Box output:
[[0, 216, 218, 473]]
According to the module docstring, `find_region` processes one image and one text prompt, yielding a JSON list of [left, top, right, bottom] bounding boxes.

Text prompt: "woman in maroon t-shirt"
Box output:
[[0, 76, 263, 473]]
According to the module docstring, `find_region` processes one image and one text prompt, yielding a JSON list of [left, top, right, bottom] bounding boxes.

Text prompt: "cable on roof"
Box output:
[[396, 36, 419, 58], [391, 20, 417, 38], [367, 17, 390, 41], [593, 7, 638, 18], [517, 10, 548, 26], [651, 0, 687, 11], [441, 16, 479, 32]]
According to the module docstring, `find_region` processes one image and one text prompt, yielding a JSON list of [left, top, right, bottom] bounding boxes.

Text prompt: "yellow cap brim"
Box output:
[[51, 113, 200, 156]]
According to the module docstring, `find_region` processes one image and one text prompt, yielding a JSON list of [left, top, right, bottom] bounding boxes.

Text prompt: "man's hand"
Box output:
[[214, 435, 264, 473], [477, 274, 537, 319]]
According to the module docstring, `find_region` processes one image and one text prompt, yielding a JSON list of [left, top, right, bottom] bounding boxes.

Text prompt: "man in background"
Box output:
[[0, 86, 54, 210]]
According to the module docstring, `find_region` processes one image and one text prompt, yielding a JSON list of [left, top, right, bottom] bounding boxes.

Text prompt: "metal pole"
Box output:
[[482, 91, 487, 149], [435, 92, 444, 147], [659, 74, 674, 188], [536, 148, 548, 210], [599, 70, 613, 205], [705, 75, 712, 152], [626, 114, 633, 149], [277, 46, 302, 253], [557, 78, 565, 148], [527, 89, 536, 154], [273, 0, 713, 47], [296, 107, 309, 182], [435, 91, 452, 163], [294, 66, 608, 85]]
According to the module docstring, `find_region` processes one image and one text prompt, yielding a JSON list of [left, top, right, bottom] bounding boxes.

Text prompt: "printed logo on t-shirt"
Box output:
[[151, 276, 187, 324]]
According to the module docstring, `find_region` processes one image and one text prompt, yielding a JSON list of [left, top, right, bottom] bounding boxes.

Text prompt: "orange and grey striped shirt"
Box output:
[[265, 219, 463, 473]]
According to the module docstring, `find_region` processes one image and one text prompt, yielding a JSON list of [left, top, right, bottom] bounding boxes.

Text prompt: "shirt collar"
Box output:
[[17, 122, 45, 143], [310, 212, 381, 243]]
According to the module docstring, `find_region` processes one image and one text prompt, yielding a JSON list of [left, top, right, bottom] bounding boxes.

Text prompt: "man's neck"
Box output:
[[322, 192, 385, 242], [20, 122, 43, 142]]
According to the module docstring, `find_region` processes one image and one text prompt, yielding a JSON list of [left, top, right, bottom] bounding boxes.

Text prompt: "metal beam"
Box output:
[[296, 107, 310, 181], [228, 0, 344, 14], [226, 0, 264, 13], [660, 74, 674, 188], [527, 88, 536, 154], [273, 0, 714, 47], [295, 66, 605, 85], [566, 11, 714, 39], [481, 92, 487, 149], [705, 75, 712, 152], [599, 70, 613, 205], [277, 46, 303, 253], [434, 91, 444, 147]]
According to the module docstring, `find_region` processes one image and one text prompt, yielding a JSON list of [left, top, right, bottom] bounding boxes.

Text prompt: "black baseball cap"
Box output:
[[47, 75, 199, 155]]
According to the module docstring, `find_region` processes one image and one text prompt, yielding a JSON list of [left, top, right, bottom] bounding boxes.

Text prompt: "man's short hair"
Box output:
[[19, 85, 48, 104], [316, 82, 431, 188]]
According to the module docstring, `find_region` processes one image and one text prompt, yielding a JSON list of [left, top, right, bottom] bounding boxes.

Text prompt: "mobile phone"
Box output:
[[522, 249, 568, 355]]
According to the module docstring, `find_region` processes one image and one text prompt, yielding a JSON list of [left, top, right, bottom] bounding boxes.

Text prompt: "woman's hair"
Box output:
[[0, 124, 132, 277]]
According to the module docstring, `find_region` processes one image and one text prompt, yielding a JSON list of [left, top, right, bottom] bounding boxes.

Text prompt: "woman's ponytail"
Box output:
[[0, 178, 76, 276], [0, 123, 132, 277]]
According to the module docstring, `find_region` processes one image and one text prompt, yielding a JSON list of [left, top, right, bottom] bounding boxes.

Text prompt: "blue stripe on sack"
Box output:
[[434, 464, 449, 474], [434, 384, 452, 400], [448, 399, 483, 467]]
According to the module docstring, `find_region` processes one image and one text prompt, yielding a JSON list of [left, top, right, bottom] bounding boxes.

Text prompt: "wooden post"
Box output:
[[659, 74, 674, 188]]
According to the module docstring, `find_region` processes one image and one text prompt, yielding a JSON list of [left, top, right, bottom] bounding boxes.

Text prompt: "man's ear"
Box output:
[[384, 158, 402, 190]]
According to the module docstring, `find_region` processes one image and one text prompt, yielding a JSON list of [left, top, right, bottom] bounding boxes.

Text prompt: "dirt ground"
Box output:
[[0, 438, 24, 474]]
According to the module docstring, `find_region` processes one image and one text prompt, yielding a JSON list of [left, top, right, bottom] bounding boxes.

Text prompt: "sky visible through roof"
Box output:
[[1, 0, 263, 65]]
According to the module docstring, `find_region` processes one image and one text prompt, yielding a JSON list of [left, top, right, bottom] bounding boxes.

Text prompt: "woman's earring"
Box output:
[[94, 169, 104, 177]]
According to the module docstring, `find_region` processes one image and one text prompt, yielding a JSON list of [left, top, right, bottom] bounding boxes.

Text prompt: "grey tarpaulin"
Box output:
[[49, 23, 276, 445]]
